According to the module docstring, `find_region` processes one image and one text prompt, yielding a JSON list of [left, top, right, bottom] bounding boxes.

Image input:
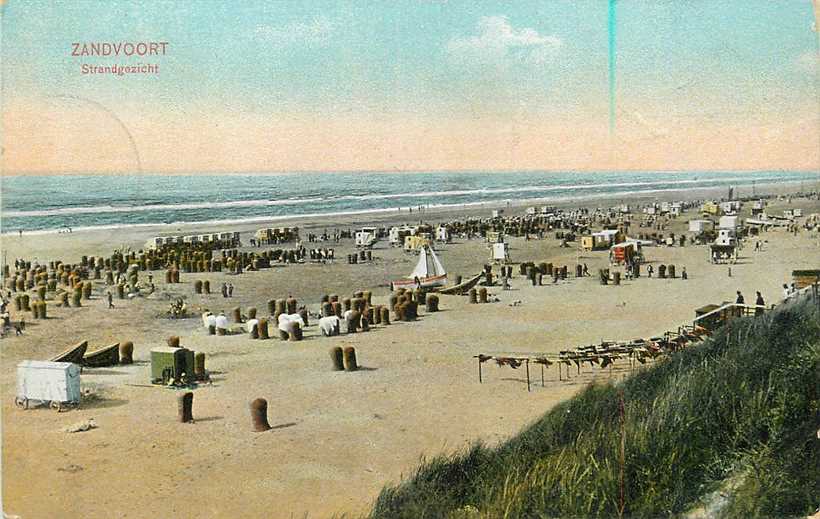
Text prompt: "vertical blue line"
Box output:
[[608, 0, 617, 136]]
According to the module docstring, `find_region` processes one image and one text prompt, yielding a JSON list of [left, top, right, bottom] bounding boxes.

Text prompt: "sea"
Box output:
[[1, 171, 816, 234]]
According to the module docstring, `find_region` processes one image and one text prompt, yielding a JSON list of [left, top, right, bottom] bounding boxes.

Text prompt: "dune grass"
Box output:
[[368, 299, 820, 518]]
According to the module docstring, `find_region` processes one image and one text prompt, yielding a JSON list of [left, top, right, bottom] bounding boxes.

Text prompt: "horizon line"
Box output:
[[3, 167, 819, 178]]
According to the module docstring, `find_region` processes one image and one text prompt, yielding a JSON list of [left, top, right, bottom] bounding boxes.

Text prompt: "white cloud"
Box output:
[[631, 111, 670, 139], [447, 16, 562, 67], [255, 16, 334, 47]]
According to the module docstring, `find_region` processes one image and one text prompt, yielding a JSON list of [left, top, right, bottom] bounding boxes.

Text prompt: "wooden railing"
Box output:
[[692, 303, 767, 327], [477, 281, 819, 392]]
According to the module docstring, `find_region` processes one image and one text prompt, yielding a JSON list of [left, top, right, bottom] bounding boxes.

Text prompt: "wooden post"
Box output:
[[250, 398, 272, 432], [541, 363, 545, 387], [178, 392, 194, 423], [525, 359, 530, 392], [478, 357, 483, 383]]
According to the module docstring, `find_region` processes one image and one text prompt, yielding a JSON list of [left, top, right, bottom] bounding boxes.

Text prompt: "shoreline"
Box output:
[[2, 179, 815, 263], [2, 179, 814, 239]]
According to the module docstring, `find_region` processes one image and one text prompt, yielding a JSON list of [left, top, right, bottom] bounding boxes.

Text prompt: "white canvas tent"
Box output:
[[492, 243, 510, 262]]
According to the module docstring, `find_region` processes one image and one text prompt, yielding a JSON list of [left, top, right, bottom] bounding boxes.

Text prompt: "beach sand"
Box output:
[[1, 190, 818, 518]]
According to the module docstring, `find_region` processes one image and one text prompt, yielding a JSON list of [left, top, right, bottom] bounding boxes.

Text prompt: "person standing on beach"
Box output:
[[107, 292, 114, 309], [681, 266, 687, 280], [228, 283, 234, 297], [782, 284, 791, 301], [221, 283, 228, 298], [755, 291, 765, 315], [736, 291, 745, 304]]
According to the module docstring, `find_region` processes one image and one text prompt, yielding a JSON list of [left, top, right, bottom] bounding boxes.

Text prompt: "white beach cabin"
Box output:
[[354, 227, 379, 248], [688, 219, 715, 234]]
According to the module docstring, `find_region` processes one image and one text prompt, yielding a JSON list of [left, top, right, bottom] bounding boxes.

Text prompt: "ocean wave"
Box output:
[[0, 176, 772, 218], [0, 196, 327, 217], [1, 179, 800, 237]]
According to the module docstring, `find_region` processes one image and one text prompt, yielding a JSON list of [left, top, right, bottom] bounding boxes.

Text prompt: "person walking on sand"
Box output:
[[221, 283, 228, 298], [735, 291, 745, 305], [107, 291, 114, 309], [647, 264, 653, 278], [228, 283, 234, 298]]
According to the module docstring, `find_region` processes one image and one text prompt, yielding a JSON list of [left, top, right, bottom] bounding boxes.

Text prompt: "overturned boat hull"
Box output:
[[437, 273, 484, 295], [49, 341, 88, 365], [82, 343, 120, 368], [392, 274, 447, 291]]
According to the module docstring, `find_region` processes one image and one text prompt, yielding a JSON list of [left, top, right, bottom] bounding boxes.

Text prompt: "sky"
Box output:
[[1, 0, 818, 174]]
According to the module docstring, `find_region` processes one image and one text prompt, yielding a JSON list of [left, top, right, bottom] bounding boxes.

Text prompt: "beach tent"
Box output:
[[701, 201, 722, 216], [392, 245, 447, 290], [709, 244, 737, 263], [215, 314, 229, 330], [492, 243, 510, 262], [720, 201, 741, 214], [389, 226, 416, 247], [404, 234, 433, 252], [355, 227, 379, 248], [246, 319, 259, 334], [715, 228, 736, 246], [277, 313, 305, 333], [583, 229, 620, 251], [610, 242, 636, 264], [719, 215, 741, 229], [688, 219, 714, 233]]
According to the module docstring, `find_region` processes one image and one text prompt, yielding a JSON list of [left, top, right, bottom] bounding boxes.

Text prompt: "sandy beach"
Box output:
[[2, 188, 819, 518]]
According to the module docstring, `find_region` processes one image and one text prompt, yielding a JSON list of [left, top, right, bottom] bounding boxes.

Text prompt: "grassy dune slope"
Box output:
[[369, 299, 820, 518]]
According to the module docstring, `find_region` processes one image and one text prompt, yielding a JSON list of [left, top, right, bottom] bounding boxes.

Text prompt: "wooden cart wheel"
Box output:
[[14, 397, 28, 409]]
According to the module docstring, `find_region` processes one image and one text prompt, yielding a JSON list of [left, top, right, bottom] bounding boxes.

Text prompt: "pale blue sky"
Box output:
[[2, 0, 818, 173]]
